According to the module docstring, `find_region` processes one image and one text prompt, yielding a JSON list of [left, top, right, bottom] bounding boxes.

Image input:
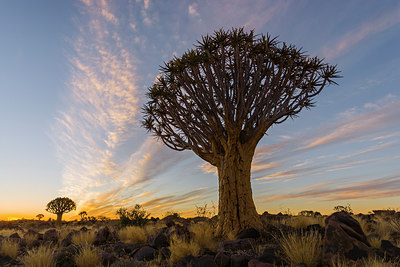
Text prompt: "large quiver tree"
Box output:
[[46, 197, 76, 226], [142, 28, 340, 236]]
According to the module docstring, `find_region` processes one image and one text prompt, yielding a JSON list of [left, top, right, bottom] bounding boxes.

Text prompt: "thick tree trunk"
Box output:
[[216, 143, 262, 237], [56, 213, 63, 226]]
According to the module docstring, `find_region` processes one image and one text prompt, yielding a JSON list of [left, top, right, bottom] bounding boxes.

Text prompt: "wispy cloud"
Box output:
[[188, 3, 200, 18], [264, 173, 400, 201], [321, 7, 400, 59]]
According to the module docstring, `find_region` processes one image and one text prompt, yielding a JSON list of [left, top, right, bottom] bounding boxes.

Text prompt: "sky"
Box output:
[[0, 0, 400, 221]]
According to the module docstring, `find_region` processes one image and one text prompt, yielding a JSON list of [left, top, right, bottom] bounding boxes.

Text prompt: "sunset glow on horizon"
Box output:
[[1, 0, 400, 221]]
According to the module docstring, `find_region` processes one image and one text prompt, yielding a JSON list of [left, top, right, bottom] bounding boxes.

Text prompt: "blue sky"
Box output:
[[1, 0, 400, 220]]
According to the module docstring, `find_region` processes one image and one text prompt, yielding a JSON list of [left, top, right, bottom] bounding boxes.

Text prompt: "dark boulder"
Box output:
[[214, 251, 230, 267], [218, 238, 253, 251], [43, 229, 58, 243], [9, 233, 20, 239], [381, 240, 400, 260], [54, 245, 78, 267], [133, 246, 157, 261], [113, 242, 140, 257], [230, 254, 251, 267], [322, 212, 372, 263], [256, 247, 278, 264], [148, 230, 169, 248], [101, 251, 117, 266], [175, 255, 195, 267], [190, 255, 217, 267], [248, 259, 274, 267], [93, 226, 112, 246], [237, 228, 260, 239]]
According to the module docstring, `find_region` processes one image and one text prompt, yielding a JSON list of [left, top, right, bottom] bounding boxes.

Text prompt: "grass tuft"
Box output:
[[118, 226, 147, 244], [74, 246, 102, 267], [279, 230, 322, 267], [169, 234, 200, 264], [284, 215, 325, 229], [71, 231, 96, 245], [22, 246, 54, 267], [0, 239, 19, 259], [189, 222, 216, 251]]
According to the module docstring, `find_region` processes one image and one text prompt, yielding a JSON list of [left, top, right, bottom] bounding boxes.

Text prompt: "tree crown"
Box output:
[[46, 197, 76, 214], [142, 28, 340, 165]]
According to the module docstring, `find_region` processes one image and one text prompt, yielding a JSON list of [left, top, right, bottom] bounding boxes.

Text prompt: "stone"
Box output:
[[102, 251, 117, 266], [160, 246, 170, 259], [237, 228, 260, 239], [9, 233, 20, 239], [214, 252, 230, 267], [248, 259, 274, 267], [175, 255, 195, 267], [148, 230, 169, 248], [43, 229, 58, 243], [230, 254, 251, 267], [54, 245, 78, 267], [60, 230, 78, 247], [256, 247, 277, 264], [322, 212, 372, 264], [190, 255, 217, 267], [133, 246, 157, 261], [113, 242, 140, 257], [218, 238, 253, 251], [93, 226, 112, 246], [381, 240, 400, 260]]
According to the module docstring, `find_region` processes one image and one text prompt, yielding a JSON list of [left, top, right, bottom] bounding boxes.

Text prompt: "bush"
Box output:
[[22, 246, 54, 267], [74, 246, 102, 267], [118, 226, 147, 244], [116, 204, 150, 226], [0, 239, 19, 259]]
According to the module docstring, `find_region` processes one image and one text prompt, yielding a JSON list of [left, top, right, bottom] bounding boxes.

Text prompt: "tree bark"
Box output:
[[56, 213, 63, 226], [216, 142, 262, 237]]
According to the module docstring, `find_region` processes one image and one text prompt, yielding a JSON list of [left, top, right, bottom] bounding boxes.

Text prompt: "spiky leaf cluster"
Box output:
[[142, 28, 340, 165], [46, 197, 76, 214]]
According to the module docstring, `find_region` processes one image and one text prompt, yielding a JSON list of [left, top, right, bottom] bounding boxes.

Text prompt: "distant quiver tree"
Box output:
[[36, 214, 44, 221], [46, 197, 76, 226], [142, 28, 340, 236]]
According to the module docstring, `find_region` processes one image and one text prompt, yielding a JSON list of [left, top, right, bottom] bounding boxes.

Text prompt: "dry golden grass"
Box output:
[[374, 217, 393, 241], [0, 229, 23, 238], [22, 246, 54, 267], [74, 246, 102, 267], [359, 255, 399, 267], [25, 233, 38, 247], [118, 226, 147, 244], [284, 215, 325, 229], [352, 216, 372, 235], [0, 239, 19, 259], [71, 231, 96, 245], [368, 235, 381, 249], [169, 234, 200, 264], [279, 230, 322, 267], [189, 222, 216, 251]]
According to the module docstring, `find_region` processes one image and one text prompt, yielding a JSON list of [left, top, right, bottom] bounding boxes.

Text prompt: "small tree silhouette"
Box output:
[[36, 214, 44, 221], [46, 197, 76, 226], [79, 211, 88, 221]]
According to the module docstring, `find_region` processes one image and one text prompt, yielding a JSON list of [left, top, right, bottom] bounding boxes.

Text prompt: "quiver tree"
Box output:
[[46, 197, 76, 226], [36, 214, 44, 221], [142, 28, 340, 236]]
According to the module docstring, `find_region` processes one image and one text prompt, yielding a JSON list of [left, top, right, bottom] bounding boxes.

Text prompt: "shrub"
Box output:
[[74, 246, 102, 267], [0, 239, 19, 259], [118, 226, 147, 244], [116, 204, 150, 226], [333, 203, 353, 214], [169, 234, 200, 264], [72, 231, 96, 245], [25, 233, 38, 247], [22, 246, 54, 267], [189, 222, 216, 251], [195, 203, 216, 218], [279, 230, 322, 267]]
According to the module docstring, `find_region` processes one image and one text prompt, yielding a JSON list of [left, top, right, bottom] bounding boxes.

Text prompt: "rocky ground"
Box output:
[[1, 211, 400, 266]]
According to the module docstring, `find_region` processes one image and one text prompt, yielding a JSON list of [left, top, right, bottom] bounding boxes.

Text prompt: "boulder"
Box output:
[[230, 254, 251, 267], [248, 259, 274, 267], [214, 251, 230, 267], [322, 212, 372, 263], [101, 251, 117, 266], [256, 247, 277, 264], [148, 230, 169, 248], [133, 246, 157, 261], [160, 246, 171, 259], [113, 242, 140, 257], [93, 226, 112, 245], [218, 238, 253, 251], [43, 229, 58, 243], [237, 228, 260, 239], [9, 233, 21, 239], [381, 240, 400, 260], [175, 255, 195, 267], [190, 255, 217, 267], [54, 245, 78, 267]]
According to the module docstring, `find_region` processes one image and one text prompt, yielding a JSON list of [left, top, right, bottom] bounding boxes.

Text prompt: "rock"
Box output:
[[256, 247, 277, 264], [102, 251, 117, 266], [133, 246, 157, 261], [9, 233, 20, 239], [230, 254, 250, 267], [214, 252, 230, 267], [305, 224, 323, 234], [160, 246, 170, 259], [54, 245, 78, 267], [148, 230, 169, 248], [80, 226, 88, 231], [190, 255, 217, 267], [248, 259, 274, 267], [113, 242, 140, 257], [218, 238, 253, 251], [43, 229, 58, 243], [237, 228, 260, 239], [61, 230, 78, 247], [381, 240, 400, 260], [93, 226, 112, 245], [175, 255, 195, 267], [0, 256, 22, 266], [322, 212, 372, 263]]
